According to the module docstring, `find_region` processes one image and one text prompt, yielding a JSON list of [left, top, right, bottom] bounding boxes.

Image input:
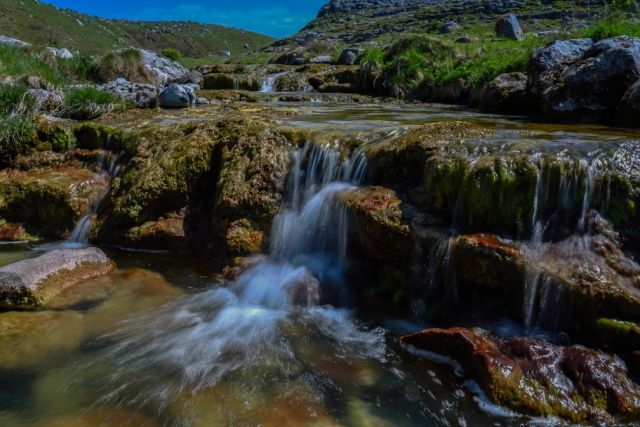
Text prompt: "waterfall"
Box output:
[[260, 72, 288, 92], [232, 78, 239, 90], [96, 140, 386, 409]]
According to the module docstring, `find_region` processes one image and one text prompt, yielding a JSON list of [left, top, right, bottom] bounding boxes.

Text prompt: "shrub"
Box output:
[[161, 48, 182, 61], [91, 49, 150, 83], [580, 15, 640, 40], [61, 86, 126, 120]]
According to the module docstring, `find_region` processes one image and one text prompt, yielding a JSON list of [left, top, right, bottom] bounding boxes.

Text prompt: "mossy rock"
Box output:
[[202, 74, 261, 91], [72, 123, 122, 150], [95, 115, 295, 256], [36, 123, 72, 153], [0, 168, 109, 238]]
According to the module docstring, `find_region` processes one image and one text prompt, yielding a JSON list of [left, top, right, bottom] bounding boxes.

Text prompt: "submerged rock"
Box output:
[[0, 248, 115, 309], [401, 327, 640, 423]]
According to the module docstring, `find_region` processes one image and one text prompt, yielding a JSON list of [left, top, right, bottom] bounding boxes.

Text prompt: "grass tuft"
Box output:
[[91, 49, 150, 84], [61, 86, 126, 120]]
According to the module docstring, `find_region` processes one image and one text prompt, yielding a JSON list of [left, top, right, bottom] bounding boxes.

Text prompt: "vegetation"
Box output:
[[580, 14, 640, 40], [359, 34, 545, 101], [90, 49, 150, 84], [0, 84, 36, 163], [61, 86, 127, 120], [161, 48, 182, 61]]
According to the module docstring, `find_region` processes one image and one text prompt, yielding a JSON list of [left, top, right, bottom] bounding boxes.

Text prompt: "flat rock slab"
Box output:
[[0, 248, 115, 309]]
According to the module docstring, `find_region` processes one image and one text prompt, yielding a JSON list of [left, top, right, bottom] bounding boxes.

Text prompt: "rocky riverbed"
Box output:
[[1, 100, 640, 426]]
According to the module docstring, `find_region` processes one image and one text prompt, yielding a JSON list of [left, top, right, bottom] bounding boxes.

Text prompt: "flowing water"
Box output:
[[2, 103, 640, 426], [260, 72, 289, 93]]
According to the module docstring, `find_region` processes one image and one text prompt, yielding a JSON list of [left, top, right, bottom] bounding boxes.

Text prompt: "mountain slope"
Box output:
[[0, 0, 275, 57], [269, 0, 605, 50]]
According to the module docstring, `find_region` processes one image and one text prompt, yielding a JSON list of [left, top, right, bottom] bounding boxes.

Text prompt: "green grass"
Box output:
[[0, 0, 275, 57], [161, 48, 182, 61], [61, 86, 127, 120], [0, 84, 36, 163], [579, 14, 640, 40], [91, 49, 150, 84]]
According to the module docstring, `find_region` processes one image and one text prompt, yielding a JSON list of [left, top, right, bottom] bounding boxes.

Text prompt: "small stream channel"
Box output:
[[1, 103, 639, 427]]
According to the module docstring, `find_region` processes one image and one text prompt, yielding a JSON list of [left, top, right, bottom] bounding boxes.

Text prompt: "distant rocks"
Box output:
[[310, 55, 333, 64], [440, 21, 459, 34], [495, 13, 524, 41], [220, 50, 231, 57], [46, 47, 75, 59], [0, 35, 30, 48]]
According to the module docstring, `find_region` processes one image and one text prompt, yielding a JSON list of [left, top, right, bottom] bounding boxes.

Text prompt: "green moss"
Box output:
[[72, 122, 120, 149]]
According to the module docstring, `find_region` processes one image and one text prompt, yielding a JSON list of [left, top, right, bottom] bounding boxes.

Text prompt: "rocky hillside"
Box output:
[[0, 0, 275, 57], [268, 0, 605, 50]]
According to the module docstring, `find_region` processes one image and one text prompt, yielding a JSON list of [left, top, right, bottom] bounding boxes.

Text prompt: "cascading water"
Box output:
[[260, 72, 288, 93], [93, 139, 386, 417], [521, 153, 615, 330]]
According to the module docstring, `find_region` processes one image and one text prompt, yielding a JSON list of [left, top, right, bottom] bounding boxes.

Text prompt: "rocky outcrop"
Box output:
[[528, 36, 640, 124], [101, 79, 157, 109], [617, 79, 640, 127], [139, 49, 190, 87], [401, 328, 640, 423], [95, 116, 299, 257], [0, 168, 110, 239], [478, 72, 529, 115], [0, 248, 115, 309], [495, 14, 524, 41]]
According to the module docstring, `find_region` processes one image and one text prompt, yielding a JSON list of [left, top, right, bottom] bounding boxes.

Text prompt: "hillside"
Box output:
[[0, 0, 276, 58], [267, 0, 606, 51]]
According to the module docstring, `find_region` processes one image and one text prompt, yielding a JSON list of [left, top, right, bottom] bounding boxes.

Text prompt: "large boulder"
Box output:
[[401, 328, 640, 423], [0, 168, 110, 239], [138, 49, 190, 88], [528, 36, 640, 123], [0, 248, 115, 309], [159, 83, 194, 108], [101, 78, 157, 109], [617, 79, 640, 127], [478, 72, 530, 115], [527, 38, 594, 77], [337, 48, 363, 66], [495, 14, 524, 41]]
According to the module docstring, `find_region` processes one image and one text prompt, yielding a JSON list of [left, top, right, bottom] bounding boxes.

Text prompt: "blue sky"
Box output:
[[46, 1, 327, 38]]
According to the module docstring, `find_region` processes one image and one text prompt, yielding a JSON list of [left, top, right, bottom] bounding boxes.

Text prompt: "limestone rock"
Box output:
[[495, 14, 524, 41], [310, 55, 333, 64], [160, 83, 192, 108], [101, 79, 157, 108], [337, 48, 362, 65], [0, 35, 30, 47], [138, 49, 190, 87], [528, 36, 640, 123], [0, 248, 115, 309], [478, 72, 529, 115]]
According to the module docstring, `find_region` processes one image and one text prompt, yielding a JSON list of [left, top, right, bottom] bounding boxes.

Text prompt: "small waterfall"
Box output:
[[232, 78, 239, 90], [96, 140, 386, 409], [67, 213, 96, 244], [260, 72, 288, 93]]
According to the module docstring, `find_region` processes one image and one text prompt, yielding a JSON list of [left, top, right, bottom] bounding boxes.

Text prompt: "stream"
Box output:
[[1, 103, 639, 427]]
